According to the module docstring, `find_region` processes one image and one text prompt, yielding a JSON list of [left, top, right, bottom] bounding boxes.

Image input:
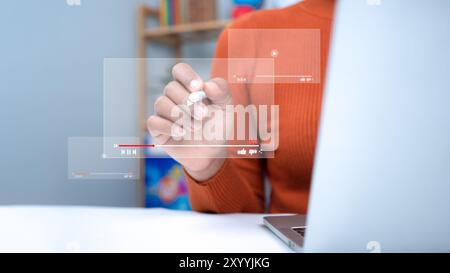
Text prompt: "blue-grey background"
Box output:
[[0, 0, 232, 206]]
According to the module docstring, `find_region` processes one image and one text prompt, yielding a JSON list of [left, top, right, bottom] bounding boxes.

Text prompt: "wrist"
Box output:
[[185, 157, 226, 182]]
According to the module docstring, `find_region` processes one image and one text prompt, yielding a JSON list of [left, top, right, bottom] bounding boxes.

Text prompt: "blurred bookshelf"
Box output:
[[136, 1, 229, 207], [143, 19, 229, 42]]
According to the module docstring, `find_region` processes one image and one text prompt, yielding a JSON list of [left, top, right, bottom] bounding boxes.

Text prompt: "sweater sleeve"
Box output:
[[185, 21, 266, 213]]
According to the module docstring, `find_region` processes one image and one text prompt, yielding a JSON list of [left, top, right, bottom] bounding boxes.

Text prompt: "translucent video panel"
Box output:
[[228, 29, 321, 83], [68, 137, 139, 180], [103, 58, 277, 159]]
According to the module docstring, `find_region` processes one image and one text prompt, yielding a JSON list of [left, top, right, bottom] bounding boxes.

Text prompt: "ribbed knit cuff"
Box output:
[[184, 159, 254, 212]]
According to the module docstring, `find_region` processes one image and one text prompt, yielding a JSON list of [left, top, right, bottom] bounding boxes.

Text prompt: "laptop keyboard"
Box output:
[[292, 227, 306, 237]]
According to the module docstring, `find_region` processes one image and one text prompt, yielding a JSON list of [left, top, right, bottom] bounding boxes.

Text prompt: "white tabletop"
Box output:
[[0, 206, 291, 253]]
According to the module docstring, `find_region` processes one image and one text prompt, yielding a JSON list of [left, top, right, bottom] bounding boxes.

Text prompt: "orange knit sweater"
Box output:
[[186, 0, 335, 214]]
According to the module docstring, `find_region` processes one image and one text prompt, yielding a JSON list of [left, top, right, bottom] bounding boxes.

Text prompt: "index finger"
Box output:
[[171, 63, 204, 92]]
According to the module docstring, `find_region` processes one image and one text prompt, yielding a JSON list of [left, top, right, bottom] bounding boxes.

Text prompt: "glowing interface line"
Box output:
[[117, 144, 260, 148], [255, 75, 313, 78]]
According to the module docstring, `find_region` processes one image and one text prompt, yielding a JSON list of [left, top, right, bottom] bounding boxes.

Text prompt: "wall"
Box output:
[[0, 0, 232, 206]]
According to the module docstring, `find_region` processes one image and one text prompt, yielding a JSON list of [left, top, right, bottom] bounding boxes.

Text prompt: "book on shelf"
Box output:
[[159, 0, 217, 26]]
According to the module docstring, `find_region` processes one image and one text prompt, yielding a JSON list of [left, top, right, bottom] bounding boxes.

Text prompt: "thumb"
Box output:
[[203, 77, 232, 108]]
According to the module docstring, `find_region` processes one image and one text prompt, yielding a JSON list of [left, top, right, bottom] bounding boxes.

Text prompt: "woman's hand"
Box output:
[[147, 63, 232, 181]]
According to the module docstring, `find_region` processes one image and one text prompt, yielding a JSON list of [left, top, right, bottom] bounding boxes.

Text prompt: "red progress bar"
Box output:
[[118, 144, 155, 148]]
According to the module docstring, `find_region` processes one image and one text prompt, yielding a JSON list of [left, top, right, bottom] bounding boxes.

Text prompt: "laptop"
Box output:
[[264, 0, 450, 252]]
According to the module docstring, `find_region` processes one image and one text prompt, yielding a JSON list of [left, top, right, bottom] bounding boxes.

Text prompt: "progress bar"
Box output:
[[255, 75, 313, 78], [117, 144, 260, 148]]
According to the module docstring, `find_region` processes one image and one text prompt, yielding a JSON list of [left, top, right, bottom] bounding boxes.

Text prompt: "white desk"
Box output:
[[0, 206, 291, 253]]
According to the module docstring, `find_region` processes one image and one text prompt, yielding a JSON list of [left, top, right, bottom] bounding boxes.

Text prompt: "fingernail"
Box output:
[[190, 80, 202, 91]]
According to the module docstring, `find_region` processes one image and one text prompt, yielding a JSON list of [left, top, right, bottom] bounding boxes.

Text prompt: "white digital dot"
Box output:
[[271, 49, 279, 57]]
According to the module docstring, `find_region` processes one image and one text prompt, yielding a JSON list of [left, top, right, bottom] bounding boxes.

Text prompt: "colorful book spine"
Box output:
[[168, 0, 173, 25], [174, 0, 181, 25], [159, 0, 217, 26], [179, 0, 187, 24], [159, 0, 166, 26]]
